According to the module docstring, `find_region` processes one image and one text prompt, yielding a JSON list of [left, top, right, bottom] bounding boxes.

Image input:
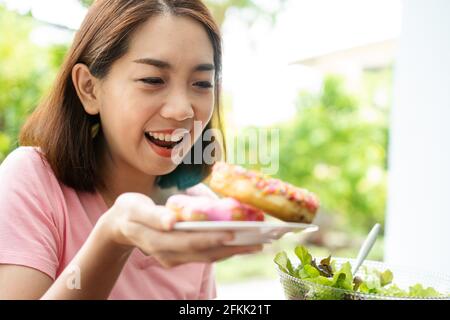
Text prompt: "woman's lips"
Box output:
[[145, 134, 173, 158], [144, 130, 189, 159]]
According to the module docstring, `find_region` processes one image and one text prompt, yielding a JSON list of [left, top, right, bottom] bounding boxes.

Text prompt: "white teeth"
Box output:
[[146, 130, 187, 143], [172, 129, 189, 141], [171, 135, 183, 142]]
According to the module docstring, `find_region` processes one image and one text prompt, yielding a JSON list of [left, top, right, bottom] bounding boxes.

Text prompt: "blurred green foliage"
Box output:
[[237, 73, 390, 234], [238, 74, 390, 235], [276, 74, 389, 232], [0, 5, 67, 161]]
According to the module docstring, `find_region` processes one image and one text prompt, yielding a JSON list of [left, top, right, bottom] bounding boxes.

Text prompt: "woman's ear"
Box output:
[[72, 63, 101, 115]]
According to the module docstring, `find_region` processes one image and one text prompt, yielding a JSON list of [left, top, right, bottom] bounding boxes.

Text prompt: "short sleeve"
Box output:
[[198, 263, 217, 300], [0, 147, 62, 280]]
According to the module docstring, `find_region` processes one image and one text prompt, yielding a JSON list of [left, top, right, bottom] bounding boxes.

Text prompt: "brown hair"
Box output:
[[19, 0, 224, 192]]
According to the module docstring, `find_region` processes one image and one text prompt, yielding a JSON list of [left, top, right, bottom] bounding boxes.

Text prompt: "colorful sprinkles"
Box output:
[[213, 162, 319, 213]]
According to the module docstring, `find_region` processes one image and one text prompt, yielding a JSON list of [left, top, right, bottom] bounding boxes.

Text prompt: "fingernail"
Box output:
[[163, 215, 174, 230]]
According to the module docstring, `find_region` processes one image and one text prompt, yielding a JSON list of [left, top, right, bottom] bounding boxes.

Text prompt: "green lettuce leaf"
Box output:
[[274, 251, 295, 276], [407, 284, 442, 298], [294, 246, 312, 266], [379, 270, 393, 287], [301, 264, 321, 279], [331, 262, 354, 291]]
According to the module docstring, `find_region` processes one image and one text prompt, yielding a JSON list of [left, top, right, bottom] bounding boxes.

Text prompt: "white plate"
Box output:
[[173, 221, 319, 246]]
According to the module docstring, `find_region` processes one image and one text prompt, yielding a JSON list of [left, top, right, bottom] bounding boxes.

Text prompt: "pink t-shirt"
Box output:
[[0, 147, 216, 299]]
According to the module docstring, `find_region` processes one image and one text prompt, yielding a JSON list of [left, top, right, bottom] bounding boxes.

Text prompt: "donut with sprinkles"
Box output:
[[208, 162, 319, 223]]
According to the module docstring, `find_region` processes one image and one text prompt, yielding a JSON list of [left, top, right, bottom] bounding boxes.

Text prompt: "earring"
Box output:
[[91, 123, 100, 139]]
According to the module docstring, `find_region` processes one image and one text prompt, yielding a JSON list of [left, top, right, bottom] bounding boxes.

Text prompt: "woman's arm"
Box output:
[[0, 192, 261, 300], [40, 218, 132, 300], [0, 265, 53, 300], [0, 219, 132, 300]]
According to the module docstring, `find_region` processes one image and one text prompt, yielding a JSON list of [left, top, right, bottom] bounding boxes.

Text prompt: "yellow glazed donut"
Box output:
[[208, 162, 319, 223]]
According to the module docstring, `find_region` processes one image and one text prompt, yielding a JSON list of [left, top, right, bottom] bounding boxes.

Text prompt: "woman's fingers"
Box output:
[[161, 230, 235, 252], [123, 221, 235, 253], [115, 193, 177, 231], [131, 205, 177, 231]]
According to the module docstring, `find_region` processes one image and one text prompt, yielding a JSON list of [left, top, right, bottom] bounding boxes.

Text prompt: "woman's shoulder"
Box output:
[[3, 145, 43, 161], [0, 146, 67, 225], [2, 145, 48, 168], [0, 146, 56, 187]]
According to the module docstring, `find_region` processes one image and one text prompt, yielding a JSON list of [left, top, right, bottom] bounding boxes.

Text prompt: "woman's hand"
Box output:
[[97, 192, 262, 268]]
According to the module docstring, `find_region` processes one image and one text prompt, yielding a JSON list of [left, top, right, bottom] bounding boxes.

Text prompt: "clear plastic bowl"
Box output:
[[278, 258, 450, 300]]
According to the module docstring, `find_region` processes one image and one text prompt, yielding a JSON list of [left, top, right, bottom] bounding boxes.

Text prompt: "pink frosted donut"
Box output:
[[166, 194, 265, 222]]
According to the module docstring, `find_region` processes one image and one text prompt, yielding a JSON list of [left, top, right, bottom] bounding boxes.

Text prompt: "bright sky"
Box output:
[[2, 0, 403, 127], [222, 0, 403, 127]]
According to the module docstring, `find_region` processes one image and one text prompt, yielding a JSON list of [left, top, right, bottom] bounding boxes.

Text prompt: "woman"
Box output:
[[0, 0, 262, 300]]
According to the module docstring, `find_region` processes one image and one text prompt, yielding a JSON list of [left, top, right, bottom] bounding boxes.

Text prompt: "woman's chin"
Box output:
[[143, 155, 179, 176]]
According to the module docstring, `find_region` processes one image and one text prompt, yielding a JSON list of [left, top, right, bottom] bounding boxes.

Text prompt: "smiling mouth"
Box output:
[[144, 132, 185, 149]]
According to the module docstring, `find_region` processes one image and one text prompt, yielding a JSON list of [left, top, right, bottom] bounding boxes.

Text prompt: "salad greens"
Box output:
[[274, 246, 444, 299]]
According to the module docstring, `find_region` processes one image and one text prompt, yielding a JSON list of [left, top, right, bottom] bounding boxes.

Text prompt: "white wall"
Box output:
[[385, 0, 450, 273]]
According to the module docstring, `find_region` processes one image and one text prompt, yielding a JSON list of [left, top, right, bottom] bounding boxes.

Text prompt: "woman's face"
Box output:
[[96, 14, 215, 176]]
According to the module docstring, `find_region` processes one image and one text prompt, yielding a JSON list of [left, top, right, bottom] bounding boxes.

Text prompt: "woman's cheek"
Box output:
[[198, 97, 215, 125]]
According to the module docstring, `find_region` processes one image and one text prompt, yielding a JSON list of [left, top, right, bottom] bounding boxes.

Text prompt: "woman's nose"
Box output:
[[160, 89, 195, 121]]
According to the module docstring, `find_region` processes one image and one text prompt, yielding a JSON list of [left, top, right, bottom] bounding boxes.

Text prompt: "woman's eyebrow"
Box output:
[[133, 58, 214, 72], [133, 58, 171, 68], [195, 63, 215, 72]]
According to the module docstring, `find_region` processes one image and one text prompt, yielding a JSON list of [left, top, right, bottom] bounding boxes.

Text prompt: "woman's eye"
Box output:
[[194, 81, 213, 89], [140, 77, 165, 85]]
